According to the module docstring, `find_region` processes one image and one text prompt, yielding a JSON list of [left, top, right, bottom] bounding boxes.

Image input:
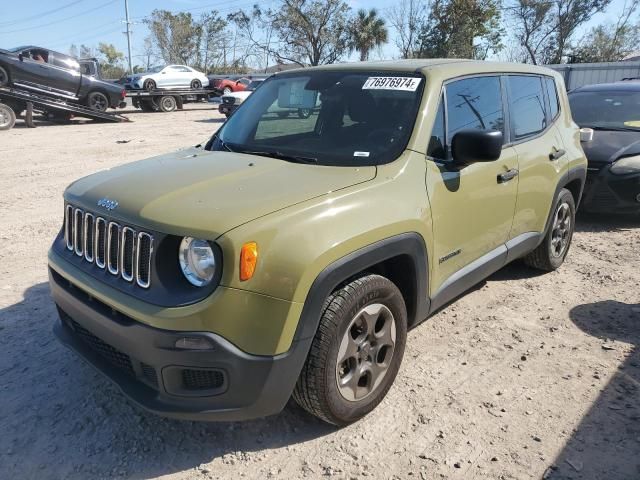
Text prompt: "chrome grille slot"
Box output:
[[84, 213, 95, 262], [73, 208, 84, 257], [95, 217, 107, 268], [63, 203, 153, 288], [107, 222, 121, 275], [136, 232, 153, 288], [65, 205, 74, 251], [120, 227, 135, 282]]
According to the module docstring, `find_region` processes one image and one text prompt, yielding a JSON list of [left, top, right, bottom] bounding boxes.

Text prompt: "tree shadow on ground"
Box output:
[[575, 212, 639, 233], [0, 283, 334, 479], [546, 300, 640, 479]]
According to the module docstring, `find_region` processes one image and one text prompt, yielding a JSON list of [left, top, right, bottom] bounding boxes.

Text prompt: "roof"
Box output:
[[570, 81, 640, 93], [276, 58, 561, 78]]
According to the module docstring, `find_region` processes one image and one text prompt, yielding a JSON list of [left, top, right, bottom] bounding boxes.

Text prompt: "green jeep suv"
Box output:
[[49, 60, 587, 426]]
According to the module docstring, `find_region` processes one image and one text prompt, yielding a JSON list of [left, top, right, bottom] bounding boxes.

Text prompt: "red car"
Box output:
[[210, 77, 251, 96]]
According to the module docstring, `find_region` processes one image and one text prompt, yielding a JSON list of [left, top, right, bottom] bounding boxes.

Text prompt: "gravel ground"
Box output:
[[0, 104, 638, 480]]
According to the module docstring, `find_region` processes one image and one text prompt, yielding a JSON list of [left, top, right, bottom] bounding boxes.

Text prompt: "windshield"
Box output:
[[147, 65, 165, 73], [247, 81, 263, 91], [206, 70, 425, 166], [569, 90, 640, 130]]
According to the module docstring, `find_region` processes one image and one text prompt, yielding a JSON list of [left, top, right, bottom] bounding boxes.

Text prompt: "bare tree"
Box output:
[[510, 0, 555, 64], [388, 0, 428, 59]]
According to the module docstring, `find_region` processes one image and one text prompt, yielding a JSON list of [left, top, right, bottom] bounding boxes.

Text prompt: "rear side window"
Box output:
[[445, 76, 504, 141], [508, 75, 547, 139], [545, 77, 560, 119]]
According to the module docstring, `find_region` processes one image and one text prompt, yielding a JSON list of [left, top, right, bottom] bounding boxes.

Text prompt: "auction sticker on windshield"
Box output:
[[362, 77, 422, 91]]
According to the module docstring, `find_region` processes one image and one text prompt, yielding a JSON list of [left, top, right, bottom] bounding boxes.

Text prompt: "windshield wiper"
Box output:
[[584, 125, 640, 132], [239, 150, 318, 164]]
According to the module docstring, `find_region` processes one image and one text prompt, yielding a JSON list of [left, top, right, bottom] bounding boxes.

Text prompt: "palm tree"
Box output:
[[349, 9, 389, 62]]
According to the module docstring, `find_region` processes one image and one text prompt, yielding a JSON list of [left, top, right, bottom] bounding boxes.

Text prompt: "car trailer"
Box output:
[[0, 87, 130, 131], [126, 88, 215, 113]]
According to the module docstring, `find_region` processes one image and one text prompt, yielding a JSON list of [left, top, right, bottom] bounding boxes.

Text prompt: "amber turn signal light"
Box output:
[[240, 242, 258, 281]]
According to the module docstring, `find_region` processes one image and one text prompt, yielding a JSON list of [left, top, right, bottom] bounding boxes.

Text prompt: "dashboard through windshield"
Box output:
[[206, 71, 425, 166]]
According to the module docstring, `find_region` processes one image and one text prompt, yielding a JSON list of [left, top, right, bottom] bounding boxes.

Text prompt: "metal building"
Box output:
[[547, 61, 640, 90]]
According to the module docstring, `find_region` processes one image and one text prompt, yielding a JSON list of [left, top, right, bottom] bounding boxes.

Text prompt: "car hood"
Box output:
[[64, 147, 376, 238], [582, 130, 640, 167]]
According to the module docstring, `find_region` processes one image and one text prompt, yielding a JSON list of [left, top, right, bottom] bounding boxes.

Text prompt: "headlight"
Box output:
[[610, 155, 640, 175], [179, 237, 216, 287]]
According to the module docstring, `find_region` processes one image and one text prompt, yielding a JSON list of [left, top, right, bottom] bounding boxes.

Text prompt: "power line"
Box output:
[[0, 0, 86, 27], [0, 0, 119, 34]]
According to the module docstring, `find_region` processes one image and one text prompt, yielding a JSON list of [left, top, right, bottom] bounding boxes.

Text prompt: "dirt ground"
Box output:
[[0, 104, 638, 480]]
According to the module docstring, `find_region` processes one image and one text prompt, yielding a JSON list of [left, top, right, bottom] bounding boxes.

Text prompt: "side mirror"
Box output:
[[451, 129, 503, 166], [18, 53, 23, 62], [580, 128, 594, 143]]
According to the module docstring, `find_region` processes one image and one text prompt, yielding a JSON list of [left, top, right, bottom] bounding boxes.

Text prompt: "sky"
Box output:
[[0, 0, 631, 69]]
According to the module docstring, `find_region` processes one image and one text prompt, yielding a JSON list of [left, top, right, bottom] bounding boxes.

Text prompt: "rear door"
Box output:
[[426, 75, 519, 297], [506, 75, 568, 237]]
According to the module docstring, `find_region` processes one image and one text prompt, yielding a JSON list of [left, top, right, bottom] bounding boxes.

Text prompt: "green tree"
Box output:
[[268, 0, 352, 66], [145, 10, 203, 65], [348, 9, 388, 61], [417, 0, 503, 59], [97, 43, 125, 79], [571, 0, 640, 62]]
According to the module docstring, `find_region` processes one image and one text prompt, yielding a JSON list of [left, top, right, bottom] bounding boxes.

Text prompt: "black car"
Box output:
[[0, 46, 125, 112], [569, 82, 640, 214]]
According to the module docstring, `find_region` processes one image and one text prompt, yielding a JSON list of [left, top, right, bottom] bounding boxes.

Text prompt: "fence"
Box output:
[[546, 61, 640, 90]]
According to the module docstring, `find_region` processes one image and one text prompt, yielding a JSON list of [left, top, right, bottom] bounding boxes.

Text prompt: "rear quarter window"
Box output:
[[545, 77, 560, 119]]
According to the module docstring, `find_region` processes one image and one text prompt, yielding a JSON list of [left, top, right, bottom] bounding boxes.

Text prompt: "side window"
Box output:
[[508, 75, 547, 139], [51, 53, 79, 71], [445, 76, 504, 144], [427, 95, 446, 160], [545, 77, 559, 119]]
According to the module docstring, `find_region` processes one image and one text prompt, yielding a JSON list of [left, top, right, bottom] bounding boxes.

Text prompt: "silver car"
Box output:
[[124, 65, 209, 91]]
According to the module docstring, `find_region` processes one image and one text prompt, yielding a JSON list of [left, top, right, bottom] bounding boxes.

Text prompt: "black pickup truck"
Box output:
[[0, 46, 125, 112]]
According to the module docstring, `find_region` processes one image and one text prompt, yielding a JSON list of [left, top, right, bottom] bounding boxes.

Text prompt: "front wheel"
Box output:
[[293, 274, 407, 426], [0, 65, 9, 87], [222, 87, 232, 95], [143, 79, 156, 91], [87, 91, 109, 112], [297, 108, 311, 119], [0, 103, 16, 130], [524, 188, 576, 271]]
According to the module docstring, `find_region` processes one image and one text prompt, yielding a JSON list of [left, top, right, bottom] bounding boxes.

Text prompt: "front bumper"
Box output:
[[49, 267, 310, 421], [581, 166, 640, 214], [218, 103, 239, 115]]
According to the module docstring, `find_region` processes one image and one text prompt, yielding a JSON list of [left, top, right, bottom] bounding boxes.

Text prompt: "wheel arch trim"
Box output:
[[293, 232, 430, 345]]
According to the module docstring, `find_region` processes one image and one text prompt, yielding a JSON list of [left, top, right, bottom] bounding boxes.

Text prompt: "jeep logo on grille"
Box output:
[[97, 198, 119, 211]]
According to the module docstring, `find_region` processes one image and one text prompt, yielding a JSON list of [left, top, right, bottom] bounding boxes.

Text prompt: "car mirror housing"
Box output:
[[580, 128, 594, 143], [451, 129, 503, 166]]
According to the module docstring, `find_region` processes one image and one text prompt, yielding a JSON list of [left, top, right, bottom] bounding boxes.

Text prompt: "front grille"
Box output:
[[70, 319, 134, 376], [64, 203, 153, 288], [222, 97, 235, 105], [182, 369, 225, 391], [141, 362, 158, 387]]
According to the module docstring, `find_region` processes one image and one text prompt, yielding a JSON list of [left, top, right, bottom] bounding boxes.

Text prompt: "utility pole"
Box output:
[[124, 0, 133, 74]]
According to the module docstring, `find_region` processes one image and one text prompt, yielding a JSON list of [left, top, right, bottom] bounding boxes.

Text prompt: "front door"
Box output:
[[12, 48, 51, 91], [426, 75, 518, 303]]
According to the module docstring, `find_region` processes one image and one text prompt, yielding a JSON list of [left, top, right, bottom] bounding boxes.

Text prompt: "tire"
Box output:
[[223, 87, 232, 95], [298, 108, 311, 119], [0, 65, 9, 87], [139, 99, 156, 112], [293, 274, 407, 426], [524, 188, 576, 271], [87, 91, 109, 112], [191, 79, 202, 89], [158, 95, 177, 112], [0, 104, 16, 130], [144, 79, 156, 91]]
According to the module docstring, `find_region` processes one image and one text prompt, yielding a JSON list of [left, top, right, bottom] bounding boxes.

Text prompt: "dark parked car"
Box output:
[[569, 82, 640, 214], [0, 46, 126, 112]]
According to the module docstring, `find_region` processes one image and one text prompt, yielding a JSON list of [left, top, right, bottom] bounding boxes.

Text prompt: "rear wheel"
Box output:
[[293, 274, 407, 426], [0, 103, 16, 130], [158, 95, 177, 112], [144, 79, 156, 91], [524, 188, 576, 271], [138, 99, 157, 112], [191, 79, 202, 89], [0, 65, 9, 87], [298, 108, 311, 119], [87, 91, 109, 112], [222, 86, 232, 95]]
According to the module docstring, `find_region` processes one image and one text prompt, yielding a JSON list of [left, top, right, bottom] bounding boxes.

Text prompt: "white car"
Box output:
[[218, 79, 264, 116], [125, 65, 209, 91]]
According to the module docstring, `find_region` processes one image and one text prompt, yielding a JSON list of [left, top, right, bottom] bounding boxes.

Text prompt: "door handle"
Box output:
[[549, 148, 566, 161], [497, 168, 519, 183]]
